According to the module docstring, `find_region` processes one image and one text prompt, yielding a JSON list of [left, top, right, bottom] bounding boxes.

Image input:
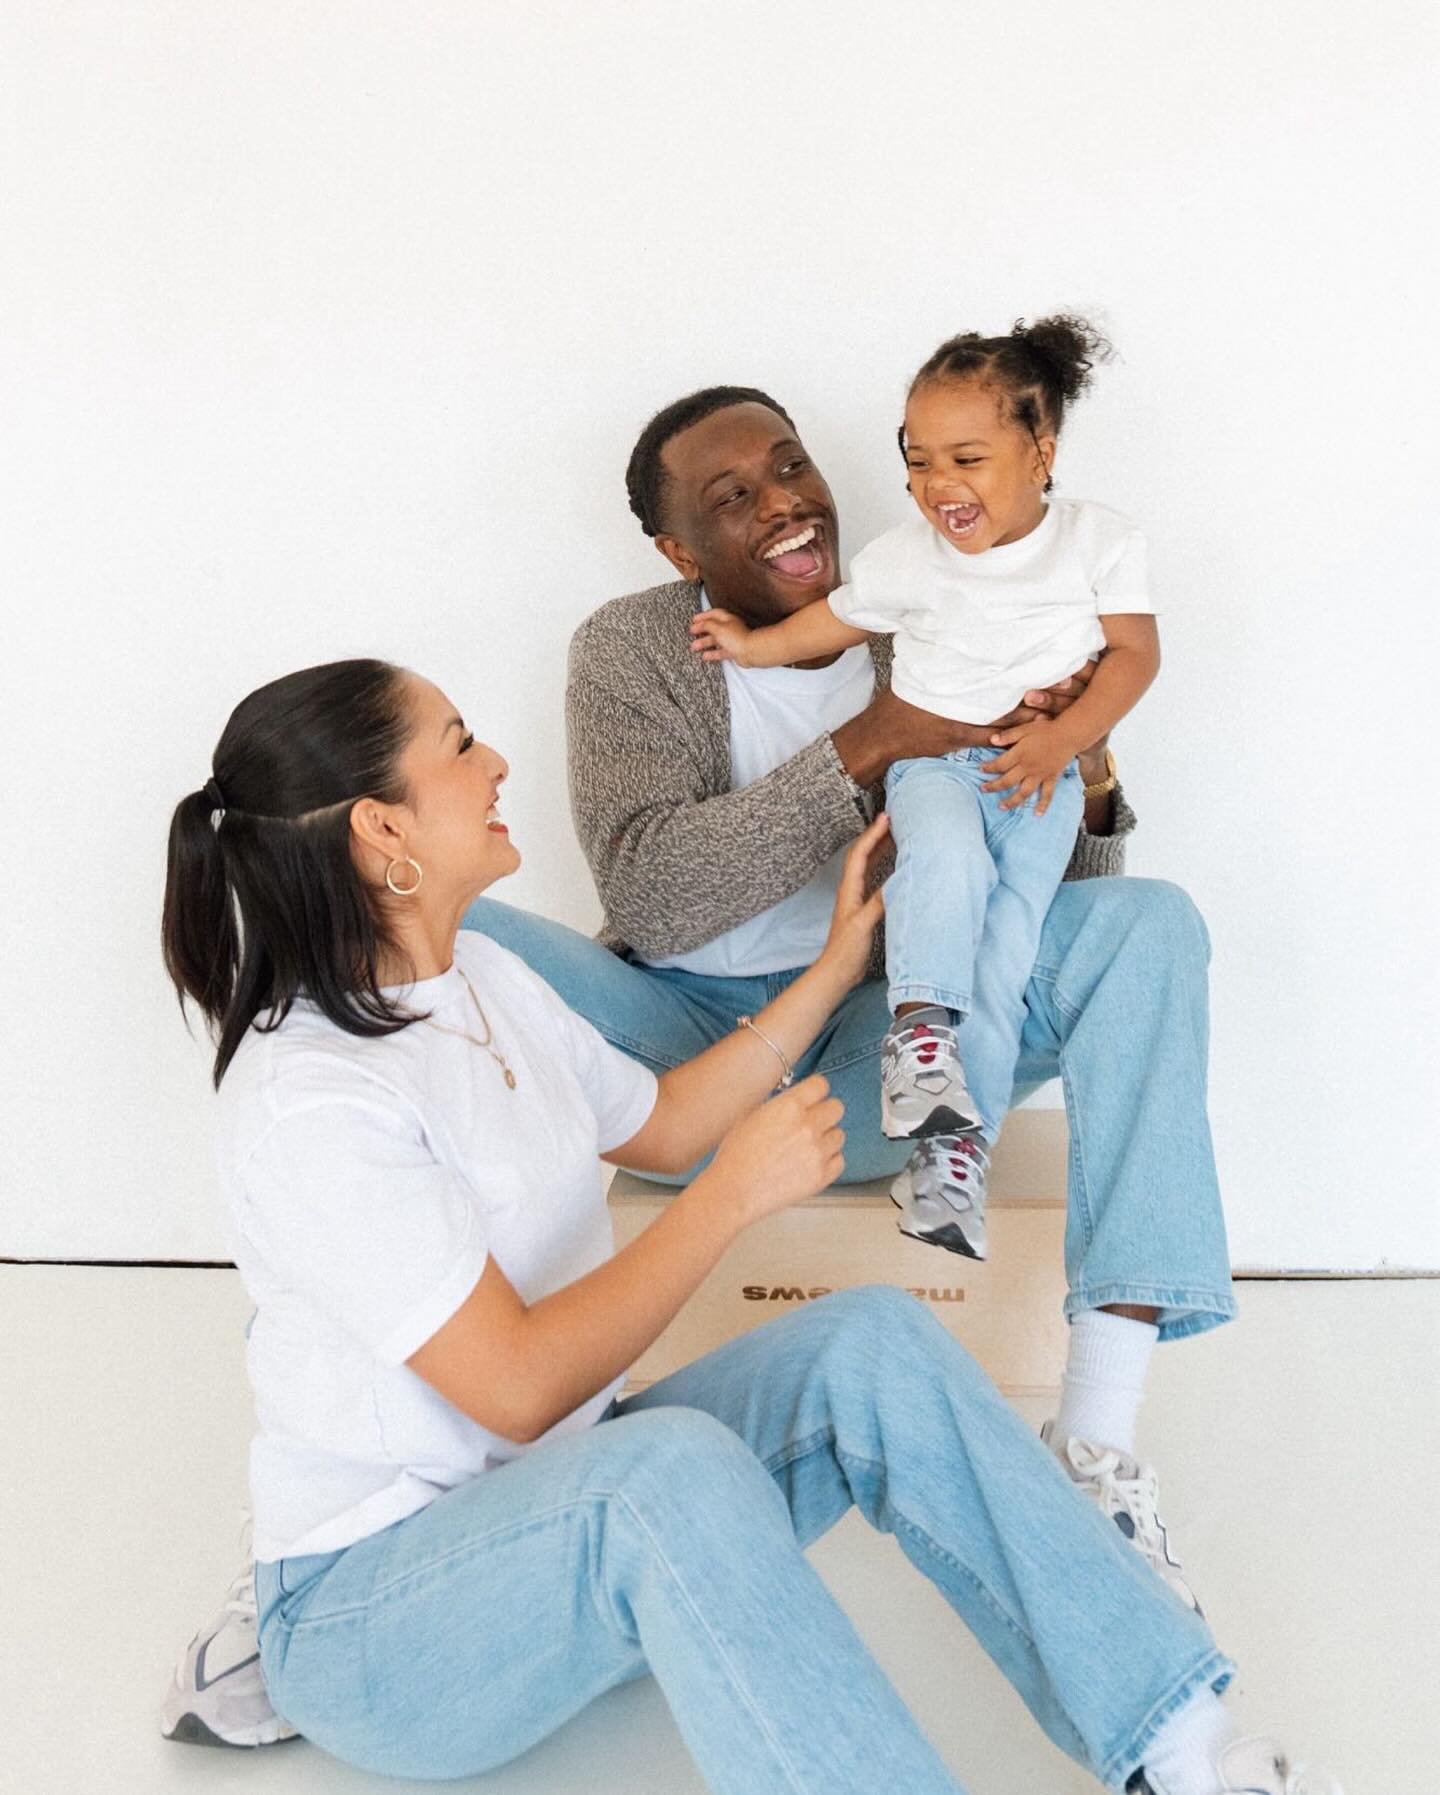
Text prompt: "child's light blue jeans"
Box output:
[[884, 749, 1086, 1138], [255, 1287, 1231, 1791]]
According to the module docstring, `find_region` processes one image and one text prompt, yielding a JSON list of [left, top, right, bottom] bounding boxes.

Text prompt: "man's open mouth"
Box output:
[[759, 522, 827, 580], [936, 503, 982, 540]]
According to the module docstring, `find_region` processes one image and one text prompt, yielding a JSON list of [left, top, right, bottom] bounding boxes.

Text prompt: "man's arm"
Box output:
[[567, 664, 868, 960]]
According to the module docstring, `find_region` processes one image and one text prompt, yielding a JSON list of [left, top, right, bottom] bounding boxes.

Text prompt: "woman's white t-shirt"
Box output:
[[829, 499, 1153, 723], [217, 932, 657, 1563]]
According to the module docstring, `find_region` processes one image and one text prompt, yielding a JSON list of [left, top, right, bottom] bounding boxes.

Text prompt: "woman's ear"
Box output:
[[349, 796, 408, 867]]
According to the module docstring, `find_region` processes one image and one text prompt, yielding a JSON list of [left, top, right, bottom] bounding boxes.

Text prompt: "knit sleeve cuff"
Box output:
[[1063, 782, 1136, 881]]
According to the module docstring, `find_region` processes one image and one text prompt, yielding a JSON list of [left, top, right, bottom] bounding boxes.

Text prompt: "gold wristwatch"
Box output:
[[1081, 747, 1118, 800]]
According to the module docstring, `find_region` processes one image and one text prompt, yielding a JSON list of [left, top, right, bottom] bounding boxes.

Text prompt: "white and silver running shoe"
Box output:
[[880, 1009, 982, 1139], [1041, 1423, 1201, 1613], [891, 1133, 990, 1259], [160, 1527, 297, 1749], [1131, 1734, 1343, 1794]]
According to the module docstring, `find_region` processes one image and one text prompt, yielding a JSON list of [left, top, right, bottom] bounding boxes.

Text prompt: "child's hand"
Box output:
[[981, 718, 1078, 816], [690, 608, 753, 665]]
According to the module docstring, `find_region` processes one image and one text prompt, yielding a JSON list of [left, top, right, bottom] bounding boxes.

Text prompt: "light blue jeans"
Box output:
[[885, 749, 1086, 1138], [256, 1288, 1232, 1791], [463, 882, 1235, 1341]]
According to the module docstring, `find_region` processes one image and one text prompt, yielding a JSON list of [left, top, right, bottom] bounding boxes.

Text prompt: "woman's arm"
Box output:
[[612, 816, 887, 1173], [407, 1074, 844, 1443], [689, 599, 868, 668]]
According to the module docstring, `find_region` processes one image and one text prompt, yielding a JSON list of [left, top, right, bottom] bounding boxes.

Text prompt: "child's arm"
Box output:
[[690, 598, 869, 668], [982, 613, 1160, 815]]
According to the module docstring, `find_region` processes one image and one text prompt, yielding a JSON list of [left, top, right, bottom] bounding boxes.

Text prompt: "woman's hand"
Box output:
[[690, 607, 753, 664], [816, 812, 889, 989], [705, 1074, 846, 1223]]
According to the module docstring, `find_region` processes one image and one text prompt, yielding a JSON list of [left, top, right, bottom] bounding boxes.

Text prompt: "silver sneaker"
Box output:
[[880, 1011, 981, 1139], [1041, 1423, 1201, 1612], [160, 1527, 298, 1749], [1131, 1734, 1343, 1794], [890, 1133, 990, 1259]]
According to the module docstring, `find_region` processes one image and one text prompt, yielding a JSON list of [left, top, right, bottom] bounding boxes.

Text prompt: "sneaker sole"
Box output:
[[162, 1711, 299, 1749], [891, 1195, 987, 1260], [881, 1103, 983, 1141]]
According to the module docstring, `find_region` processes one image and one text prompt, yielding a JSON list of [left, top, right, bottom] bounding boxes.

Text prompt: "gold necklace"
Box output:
[[423, 970, 518, 1090]]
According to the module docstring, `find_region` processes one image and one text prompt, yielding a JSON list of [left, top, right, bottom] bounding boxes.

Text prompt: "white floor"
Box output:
[[3, 1269, 1436, 1795]]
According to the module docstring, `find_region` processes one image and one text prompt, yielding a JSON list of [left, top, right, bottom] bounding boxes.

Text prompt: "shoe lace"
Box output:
[[923, 1133, 989, 1205], [886, 1020, 959, 1080], [1067, 1440, 1178, 1570]]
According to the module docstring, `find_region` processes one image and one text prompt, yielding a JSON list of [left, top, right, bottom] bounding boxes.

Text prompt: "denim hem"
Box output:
[[886, 983, 970, 1015], [1065, 1283, 1238, 1344], [1102, 1650, 1236, 1789]]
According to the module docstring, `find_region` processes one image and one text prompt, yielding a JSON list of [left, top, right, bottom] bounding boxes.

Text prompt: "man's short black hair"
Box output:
[[625, 385, 798, 539]]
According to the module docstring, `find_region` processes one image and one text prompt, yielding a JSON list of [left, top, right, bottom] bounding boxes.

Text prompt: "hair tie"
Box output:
[[202, 776, 226, 811]]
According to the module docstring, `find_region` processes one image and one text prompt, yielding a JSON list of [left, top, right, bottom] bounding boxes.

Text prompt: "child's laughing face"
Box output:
[[901, 378, 1055, 555]]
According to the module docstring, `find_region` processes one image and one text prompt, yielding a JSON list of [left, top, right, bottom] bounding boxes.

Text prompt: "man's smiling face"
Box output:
[[653, 402, 839, 627]]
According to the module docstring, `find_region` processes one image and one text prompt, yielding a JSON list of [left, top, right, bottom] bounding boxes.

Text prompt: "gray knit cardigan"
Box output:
[[566, 579, 1135, 974]]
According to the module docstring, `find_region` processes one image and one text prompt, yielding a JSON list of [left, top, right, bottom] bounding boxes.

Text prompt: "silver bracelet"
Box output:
[[736, 1015, 795, 1091]]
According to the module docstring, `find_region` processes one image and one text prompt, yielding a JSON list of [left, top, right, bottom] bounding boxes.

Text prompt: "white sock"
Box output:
[[1138, 1688, 1236, 1795], [1050, 1308, 1158, 1457]]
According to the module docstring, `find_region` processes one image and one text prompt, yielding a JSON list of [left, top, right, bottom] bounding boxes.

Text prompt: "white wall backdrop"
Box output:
[[4, 0, 1437, 1265]]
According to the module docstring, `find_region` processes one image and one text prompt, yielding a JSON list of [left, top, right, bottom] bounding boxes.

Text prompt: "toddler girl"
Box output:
[[691, 316, 1159, 1260]]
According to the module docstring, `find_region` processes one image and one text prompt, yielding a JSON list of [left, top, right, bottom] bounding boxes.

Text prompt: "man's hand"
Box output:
[[690, 608, 753, 665], [834, 661, 1099, 789]]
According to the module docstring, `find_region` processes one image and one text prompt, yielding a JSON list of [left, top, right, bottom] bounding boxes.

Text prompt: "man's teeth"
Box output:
[[762, 525, 818, 561]]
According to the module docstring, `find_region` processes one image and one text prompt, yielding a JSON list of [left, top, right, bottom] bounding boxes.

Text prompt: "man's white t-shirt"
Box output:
[[217, 932, 658, 1562], [644, 629, 875, 980], [829, 500, 1152, 724]]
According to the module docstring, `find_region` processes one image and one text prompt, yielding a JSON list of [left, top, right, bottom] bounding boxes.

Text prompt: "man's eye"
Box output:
[[459, 732, 475, 753], [780, 457, 808, 475], [716, 490, 745, 508]]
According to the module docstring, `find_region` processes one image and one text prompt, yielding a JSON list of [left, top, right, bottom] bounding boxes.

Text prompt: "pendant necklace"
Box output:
[[424, 970, 518, 1090]]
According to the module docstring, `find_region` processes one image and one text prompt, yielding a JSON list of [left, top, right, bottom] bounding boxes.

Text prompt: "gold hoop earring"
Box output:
[[385, 855, 423, 896]]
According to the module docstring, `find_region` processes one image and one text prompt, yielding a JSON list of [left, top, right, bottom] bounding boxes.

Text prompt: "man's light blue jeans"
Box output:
[[885, 749, 1086, 1138], [256, 1288, 1232, 1791], [463, 879, 1235, 1342]]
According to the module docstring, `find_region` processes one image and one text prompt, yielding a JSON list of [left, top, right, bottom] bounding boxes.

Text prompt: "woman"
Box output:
[[161, 657, 1329, 1795]]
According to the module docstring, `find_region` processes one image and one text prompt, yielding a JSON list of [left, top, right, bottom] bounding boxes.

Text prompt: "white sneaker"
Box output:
[[891, 1133, 990, 1259], [159, 1525, 298, 1749], [1132, 1734, 1343, 1794], [1041, 1423, 1201, 1612], [879, 1010, 982, 1139]]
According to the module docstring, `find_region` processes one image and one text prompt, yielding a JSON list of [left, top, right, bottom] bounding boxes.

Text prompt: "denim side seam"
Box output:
[[611, 1489, 811, 1795], [1100, 1650, 1236, 1789]]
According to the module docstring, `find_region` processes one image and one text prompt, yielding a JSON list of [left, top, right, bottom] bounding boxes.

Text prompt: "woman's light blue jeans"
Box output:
[[463, 880, 1235, 1342], [256, 1288, 1232, 1791], [885, 749, 1086, 1138]]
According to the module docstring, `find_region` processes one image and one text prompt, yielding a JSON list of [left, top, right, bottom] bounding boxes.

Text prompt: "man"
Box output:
[[163, 386, 1234, 1750]]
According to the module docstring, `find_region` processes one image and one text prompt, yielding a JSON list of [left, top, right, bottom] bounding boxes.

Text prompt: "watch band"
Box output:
[[1081, 747, 1118, 800]]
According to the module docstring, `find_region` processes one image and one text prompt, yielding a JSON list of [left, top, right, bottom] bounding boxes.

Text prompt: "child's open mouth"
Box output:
[[936, 503, 982, 540]]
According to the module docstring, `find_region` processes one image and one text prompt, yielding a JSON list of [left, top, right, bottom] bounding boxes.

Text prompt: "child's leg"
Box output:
[[961, 760, 1087, 1136], [882, 753, 993, 1016]]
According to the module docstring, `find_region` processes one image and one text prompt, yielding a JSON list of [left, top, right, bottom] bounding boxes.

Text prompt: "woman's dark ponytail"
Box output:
[[163, 786, 241, 1030], [160, 658, 416, 1087], [1009, 314, 1112, 421]]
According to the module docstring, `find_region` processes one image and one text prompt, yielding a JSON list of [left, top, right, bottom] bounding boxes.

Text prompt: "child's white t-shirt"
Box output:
[[216, 931, 658, 1563], [829, 499, 1152, 724]]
